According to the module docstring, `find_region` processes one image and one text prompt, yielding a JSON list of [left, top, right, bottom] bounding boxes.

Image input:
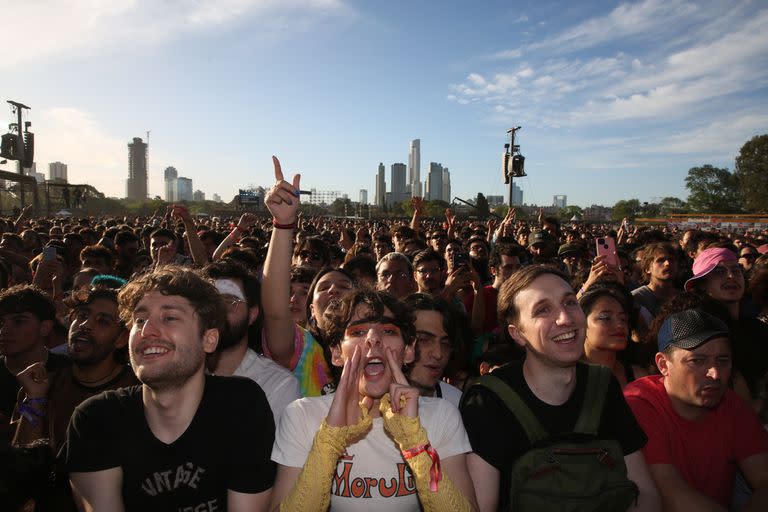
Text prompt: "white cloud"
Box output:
[[653, 113, 768, 155], [1, 0, 348, 67], [529, 0, 698, 54]]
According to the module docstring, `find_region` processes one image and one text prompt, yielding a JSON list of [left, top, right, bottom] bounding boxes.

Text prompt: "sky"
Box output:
[[2, 0, 767, 208]]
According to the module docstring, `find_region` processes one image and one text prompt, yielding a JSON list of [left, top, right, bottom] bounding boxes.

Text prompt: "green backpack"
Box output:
[[467, 365, 639, 512]]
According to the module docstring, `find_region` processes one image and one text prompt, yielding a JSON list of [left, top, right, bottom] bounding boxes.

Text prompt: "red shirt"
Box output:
[[462, 285, 499, 334], [624, 375, 768, 507]]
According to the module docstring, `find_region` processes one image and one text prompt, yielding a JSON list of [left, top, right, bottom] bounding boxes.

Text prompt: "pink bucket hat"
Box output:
[[758, 244, 768, 255], [684, 247, 738, 292]]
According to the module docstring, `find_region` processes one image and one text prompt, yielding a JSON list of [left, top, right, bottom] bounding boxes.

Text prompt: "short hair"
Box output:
[[114, 230, 139, 246], [220, 247, 263, 268], [497, 264, 570, 326], [80, 244, 113, 267], [0, 285, 56, 322], [118, 265, 226, 334], [488, 242, 525, 269], [200, 259, 261, 308], [150, 228, 177, 242], [375, 252, 413, 274], [199, 230, 223, 245], [343, 255, 377, 284], [403, 238, 428, 252], [392, 225, 416, 240], [322, 289, 415, 348], [578, 281, 634, 329], [290, 265, 318, 285], [412, 249, 446, 271]]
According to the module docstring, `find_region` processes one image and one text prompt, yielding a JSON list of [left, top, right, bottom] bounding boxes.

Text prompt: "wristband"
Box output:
[[23, 396, 49, 405], [402, 443, 442, 492], [272, 218, 297, 230]]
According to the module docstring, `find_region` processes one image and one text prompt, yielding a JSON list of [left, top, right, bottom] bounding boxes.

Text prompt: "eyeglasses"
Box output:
[[415, 267, 441, 276], [378, 270, 409, 281], [740, 253, 758, 260]]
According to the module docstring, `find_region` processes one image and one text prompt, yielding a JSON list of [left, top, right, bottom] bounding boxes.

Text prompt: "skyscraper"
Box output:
[[441, 167, 451, 202], [426, 162, 444, 201], [375, 162, 386, 206], [359, 189, 368, 205], [48, 161, 67, 182], [553, 195, 567, 208], [408, 139, 421, 197], [176, 177, 193, 201], [391, 163, 407, 205], [126, 137, 148, 200], [164, 166, 178, 202], [512, 184, 523, 205]]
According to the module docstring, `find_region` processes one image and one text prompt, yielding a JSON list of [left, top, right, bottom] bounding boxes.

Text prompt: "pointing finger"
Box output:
[[272, 156, 284, 182], [386, 347, 409, 386]]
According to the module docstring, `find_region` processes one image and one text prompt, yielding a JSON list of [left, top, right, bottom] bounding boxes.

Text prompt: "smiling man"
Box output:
[[13, 286, 138, 454], [460, 265, 658, 512], [63, 266, 275, 512], [624, 309, 768, 511]]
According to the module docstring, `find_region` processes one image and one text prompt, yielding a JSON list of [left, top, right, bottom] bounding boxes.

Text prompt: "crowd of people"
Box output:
[[1, 156, 767, 511]]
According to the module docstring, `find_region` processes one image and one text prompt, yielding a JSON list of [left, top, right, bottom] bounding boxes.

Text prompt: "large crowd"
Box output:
[[1, 156, 767, 511]]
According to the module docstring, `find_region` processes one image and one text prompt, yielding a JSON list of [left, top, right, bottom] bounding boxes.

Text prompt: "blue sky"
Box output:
[[3, 0, 767, 207]]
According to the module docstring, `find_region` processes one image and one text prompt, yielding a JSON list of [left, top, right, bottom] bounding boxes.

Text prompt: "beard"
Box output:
[[218, 315, 250, 350]]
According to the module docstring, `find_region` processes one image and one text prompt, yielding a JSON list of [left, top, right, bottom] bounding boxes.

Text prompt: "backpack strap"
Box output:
[[573, 364, 611, 435], [469, 374, 549, 444]]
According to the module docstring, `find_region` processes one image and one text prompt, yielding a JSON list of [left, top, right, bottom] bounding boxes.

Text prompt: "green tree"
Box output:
[[735, 134, 768, 212], [685, 165, 742, 213], [330, 198, 353, 216], [659, 197, 687, 215], [475, 193, 490, 219], [612, 199, 641, 221], [558, 205, 583, 221]]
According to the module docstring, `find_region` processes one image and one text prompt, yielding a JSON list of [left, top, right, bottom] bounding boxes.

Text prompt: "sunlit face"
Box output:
[[509, 273, 586, 368], [408, 310, 451, 394], [332, 305, 414, 399], [739, 249, 758, 271], [310, 271, 353, 325], [374, 241, 393, 261], [376, 259, 415, 300], [647, 251, 676, 283], [429, 231, 448, 254], [293, 247, 324, 270], [584, 296, 628, 353], [657, 338, 731, 419], [150, 235, 174, 263], [128, 292, 218, 389], [701, 262, 744, 304], [470, 241, 488, 260], [414, 260, 445, 295], [68, 298, 126, 366]]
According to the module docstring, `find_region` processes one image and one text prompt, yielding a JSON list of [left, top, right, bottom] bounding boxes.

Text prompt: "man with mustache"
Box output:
[[624, 309, 768, 511], [201, 259, 300, 423], [13, 285, 138, 454]]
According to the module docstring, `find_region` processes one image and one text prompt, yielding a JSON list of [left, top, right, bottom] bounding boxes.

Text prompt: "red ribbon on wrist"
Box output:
[[401, 443, 442, 492]]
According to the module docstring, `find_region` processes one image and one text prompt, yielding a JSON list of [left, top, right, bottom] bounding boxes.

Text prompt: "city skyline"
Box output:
[[4, 1, 766, 206]]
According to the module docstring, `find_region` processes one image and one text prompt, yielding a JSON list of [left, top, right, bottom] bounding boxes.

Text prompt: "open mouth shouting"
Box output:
[[364, 356, 386, 379]]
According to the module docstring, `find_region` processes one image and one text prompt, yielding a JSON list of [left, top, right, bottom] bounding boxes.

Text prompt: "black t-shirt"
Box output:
[[460, 359, 647, 512], [1, 352, 70, 440], [63, 375, 276, 511]]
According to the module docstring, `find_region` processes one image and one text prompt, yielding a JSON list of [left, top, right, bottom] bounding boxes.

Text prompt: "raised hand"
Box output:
[[16, 362, 50, 399], [385, 347, 419, 418], [236, 213, 257, 232], [326, 346, 374, 427], [265, 156, 301, 225]]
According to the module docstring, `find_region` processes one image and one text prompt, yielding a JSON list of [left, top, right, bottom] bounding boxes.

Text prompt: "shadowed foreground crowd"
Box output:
[[1, 160, 768, 512]]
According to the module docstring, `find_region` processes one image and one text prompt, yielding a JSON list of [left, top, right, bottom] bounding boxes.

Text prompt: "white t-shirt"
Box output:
[[234, 348, 301, 423], [273, 394, 471, 511], [438, 381, 463, 408]]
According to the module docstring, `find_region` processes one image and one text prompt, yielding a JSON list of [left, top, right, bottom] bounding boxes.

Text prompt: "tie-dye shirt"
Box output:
[[262, 324, 334, 397]]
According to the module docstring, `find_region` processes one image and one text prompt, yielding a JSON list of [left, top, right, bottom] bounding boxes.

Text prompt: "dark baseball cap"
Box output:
[[657, 309, 729, 352], [528, 231, 549, 248]]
